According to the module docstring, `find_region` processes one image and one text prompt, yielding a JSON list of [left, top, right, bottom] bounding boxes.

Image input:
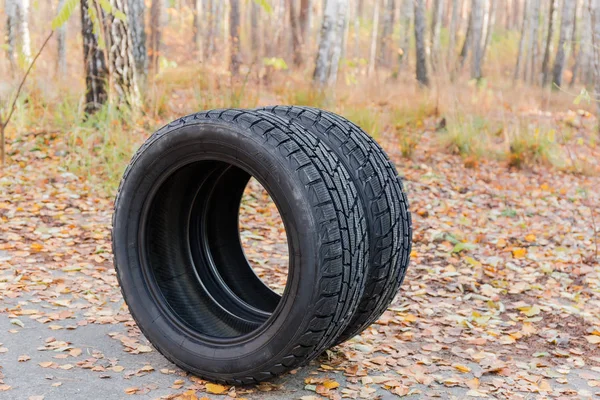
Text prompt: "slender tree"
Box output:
[[230, 0, 241, 75], [193, 0, 204, 60], [591, 0, 600, 134], [56, 0, 67, 77], [481, 0, 496, 64], [514, 0, 529, 82], [299, 0, 311, 45], [378, 0, 396, 67], [470, 0, 484, 80], [149, 0, 161, 73], [398, 0, 412, 67], [250, 0, 261, 58], [541, 0, 557, 86], [108, 0, 140, 108], [314, 0, 345, 85], [458, 10, 473, 71], [552, 0, 576, 88], [128, 0, 147, 85], [328, 0, 347, 85], [80, 0, 108, 114], [430, 0, 444, 71], [290, 0, 304, 66], [16, 0, 32, 64], [368, 0, 381, 75], [448, 0, 460, 68], [5, 0, 17, 72], [414, 0, 429, 86], [525, 0, 540, 83]]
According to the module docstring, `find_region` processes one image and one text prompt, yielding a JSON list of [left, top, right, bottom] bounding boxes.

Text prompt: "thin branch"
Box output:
[[1, 31, 54, 165]]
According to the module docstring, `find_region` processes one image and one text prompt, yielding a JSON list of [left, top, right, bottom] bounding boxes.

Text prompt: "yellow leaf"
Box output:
[[453, 364, 471, 373], [205, 383, 228, 394], [31, 243, 44, 252], [323, 380, 340, 389], [525, 234, 536, 242], [512, 248, 527, 258]]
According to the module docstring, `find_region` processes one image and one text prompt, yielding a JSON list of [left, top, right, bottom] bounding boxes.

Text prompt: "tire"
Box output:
[[112, 109, 368, 384], [258, 106, 412, 345]]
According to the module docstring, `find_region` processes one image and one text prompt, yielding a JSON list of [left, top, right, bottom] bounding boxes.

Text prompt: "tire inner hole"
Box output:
[[143, 161, 290, 338]]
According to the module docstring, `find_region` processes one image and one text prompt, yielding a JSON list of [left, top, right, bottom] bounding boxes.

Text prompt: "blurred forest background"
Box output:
[[1, 0, 600, 189]]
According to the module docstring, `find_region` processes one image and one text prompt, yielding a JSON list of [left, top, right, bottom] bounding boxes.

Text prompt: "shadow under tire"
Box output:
[[259, 106, 412, 345], [112, 109, 367, 384]]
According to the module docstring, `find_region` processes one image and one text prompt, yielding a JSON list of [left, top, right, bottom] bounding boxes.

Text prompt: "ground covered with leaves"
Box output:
[[1, 118, 599, 400]]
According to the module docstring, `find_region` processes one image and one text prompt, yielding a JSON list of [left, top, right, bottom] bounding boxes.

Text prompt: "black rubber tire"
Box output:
[[112, 109, 368, 384], [258, 106, 412, 345]]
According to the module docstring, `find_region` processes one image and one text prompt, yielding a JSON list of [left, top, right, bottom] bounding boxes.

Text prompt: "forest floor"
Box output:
[[1, 111, 600, 400]]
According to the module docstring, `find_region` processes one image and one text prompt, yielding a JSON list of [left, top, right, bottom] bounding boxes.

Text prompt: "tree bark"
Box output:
[[314, 0, 337, 85], [430, 0, 444, 71], [569, 0, 581, 87], [250, 0, 261, 58], [552, 0, 576, 88], [299, 0, 311, 47], [14, 0, 32, 64], [481, 0, 496, 66], [56, 0, 67, 77], [230, 0, 241, 75], [458, 9, 472, 71], [447, 0, 460, 68], [128, 0, 147, 85], [368, 0, 381, 75], [193, 0, 203, 60], [525, 0, 540, 83], [149, 0, 161, 73], [108, 0, 141, 108], [378, 0, 396, 67], [81, 0, 108, 114], [414, 0, 429, 86], [290, 0, 304, 66], [328, 0, 347, 85], [514, 0, 529, 82], [470, 0, 484, 80], [590, 0, 600, 135], [398, 0, 412, 67], [5, 0, 17, 72], [541, 0, 556, 86]]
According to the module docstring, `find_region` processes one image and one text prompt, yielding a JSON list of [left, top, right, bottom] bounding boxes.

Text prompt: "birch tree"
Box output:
[[590, 0, 600, 134], [56, 0, 67, 77], [514, 0, 529, 82], [414, 0, 429, 86], [149, 0, 161, 73], [398, 0, 412, 67], [481, 0, 496, 65], [108, 0, 140, 108], [193, 0, 203, 60], [80, 0, 108, 114], [313, 0, 347, 86], [470, 0, 484, 80], [16, 0, 32, 64], [541, 0, 557, 86], [525, 0, 540, 83], [128, 0, 147, 85], [448, 0, 460, 68], [368, 0, 381, 75], [379, 0, 396, 67], [230, 0, 241, 75], [430, 0, 444, 71], [552, 0, 576, 88], [5, 0, 17, 72]]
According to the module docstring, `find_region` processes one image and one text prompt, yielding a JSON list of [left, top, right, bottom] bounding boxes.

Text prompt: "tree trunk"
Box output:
[[378, 0, 396, 67], [290, 0, 304, 66], [128, 0, 147, 86], [470, 0, 484, 80], [541, 0, 556, 86], [194, 0, 203, 60], [569, 0, 581, 87], [512, 0, 520, 30], [552, 0, 576, 88], [299, 0, 311, 47], [398, 0, 412, 67], [56, 0, 67, 77], [5, 0, 17, 73], [525, 0, 539, 83], [250, 0, 261, 58], [481, 0, 496, 66], [581, 1, 594, 85], [414, 0, 429, 86], [458, 9, 472, 71], [15, 0, 32, 64], [108, 0, 141, 108], [430, 0, 444, 71], [447, 0, 460, 68], [149, 0, 161, 73], [229, 0, 241, 75], [590, 0, 600, 135], [514, 0, 529, 82], [81, 0, 108, 114], [368, 0, 380, 75], [328, 0, 347, 85], [313, 0, 345, 86]]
